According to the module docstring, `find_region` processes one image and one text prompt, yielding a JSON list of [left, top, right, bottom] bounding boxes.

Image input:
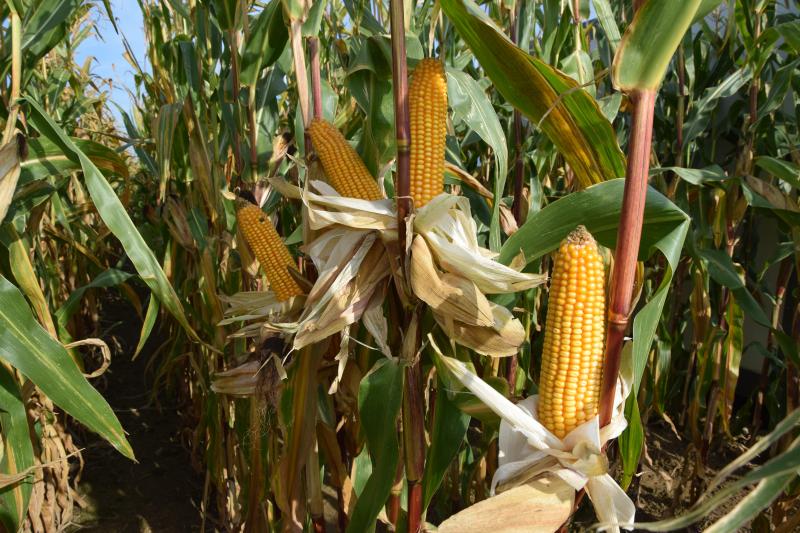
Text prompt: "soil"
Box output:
[[67, 294, 203, 532], [573, 417, 798, 532]]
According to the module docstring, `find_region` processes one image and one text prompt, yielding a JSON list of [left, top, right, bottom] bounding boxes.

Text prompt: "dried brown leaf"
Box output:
[[0, 135, 22, 224]]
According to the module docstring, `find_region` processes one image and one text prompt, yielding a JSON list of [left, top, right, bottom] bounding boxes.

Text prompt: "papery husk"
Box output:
[[219, 291, 303, 325], [414, 194, 545, 294], [211, 360, 263, 396], [433, 302, 525, 357], [294, 233, 390, 349], [218, 291, 304, 339], [410, 236, 494, 327], [270, 176, 397, 234], [437, 476, 574, 533]]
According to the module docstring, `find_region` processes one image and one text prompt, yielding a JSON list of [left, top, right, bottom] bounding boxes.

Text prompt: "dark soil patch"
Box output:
[[67, 295, 203, 532], [571, 418, 799, 532]]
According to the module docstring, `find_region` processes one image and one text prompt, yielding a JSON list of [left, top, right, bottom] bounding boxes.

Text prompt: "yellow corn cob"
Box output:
[[409, 58, 447, 208], [307, 118, 383, 201], [538, 226, 606, 438], [236, 200, 303, 301]]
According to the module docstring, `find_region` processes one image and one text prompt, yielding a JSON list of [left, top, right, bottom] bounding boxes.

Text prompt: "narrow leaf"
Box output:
[[0, 274, 134, 459], [613, 0, 703, 91], [23, 97, 203, 346], [0, 365, 34, 532], [347, 358, 403, 533], [440, 0, 626, 188]]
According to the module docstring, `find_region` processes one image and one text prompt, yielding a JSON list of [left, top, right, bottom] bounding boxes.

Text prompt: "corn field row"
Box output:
[[1, 0, 799, 532]]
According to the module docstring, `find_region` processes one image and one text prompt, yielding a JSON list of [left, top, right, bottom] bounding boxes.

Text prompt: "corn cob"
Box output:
[[235, 199, 303, 301], [538, 226, 606, 438], [409, 58, 447, 208], [307, 118, 383, 201]]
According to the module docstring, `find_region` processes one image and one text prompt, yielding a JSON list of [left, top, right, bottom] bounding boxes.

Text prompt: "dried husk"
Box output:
[[433, 302, 526, 357], [409, 236, 494, 327], [437, 476, 574, 533]]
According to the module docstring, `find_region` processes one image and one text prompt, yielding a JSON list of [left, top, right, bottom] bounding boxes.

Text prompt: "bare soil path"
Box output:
[[68, 294, 203, 532]]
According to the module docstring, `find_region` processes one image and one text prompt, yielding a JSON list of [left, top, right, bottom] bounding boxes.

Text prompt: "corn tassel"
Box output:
[[307, 118, 383, 200], [236, 200, 303, 301], [409, 58, 447, 208], [538, 226, 606, 438]]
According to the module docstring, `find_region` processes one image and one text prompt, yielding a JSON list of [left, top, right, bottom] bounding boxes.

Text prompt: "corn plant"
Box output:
[[1, 0, 799, 532]]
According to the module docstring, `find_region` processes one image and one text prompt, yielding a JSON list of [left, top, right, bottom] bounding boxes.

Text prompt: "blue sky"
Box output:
[[74, 1, 147, 123]]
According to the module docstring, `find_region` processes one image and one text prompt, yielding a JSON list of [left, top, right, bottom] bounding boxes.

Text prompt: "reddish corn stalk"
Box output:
[[600, 89, 656, 427], [390, 2, 425, 532], [390, 0, 411, 250]]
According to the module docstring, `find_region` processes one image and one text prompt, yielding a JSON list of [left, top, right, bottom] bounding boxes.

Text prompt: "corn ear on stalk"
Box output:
[[409, 58, 447, 207], [538, 226, 606, 438], [307, 118, 383, 200], [235, 199, 303, 301]]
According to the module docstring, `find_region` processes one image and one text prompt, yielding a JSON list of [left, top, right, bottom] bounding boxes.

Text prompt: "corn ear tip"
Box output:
[[566, 225, 596, 246]]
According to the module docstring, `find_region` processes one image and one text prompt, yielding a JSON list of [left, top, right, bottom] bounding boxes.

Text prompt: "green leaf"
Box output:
[[0, 364, 34, 532], [54, 269, 134, 337], [698, 248, 770, 327], [21, 0, 81, 55], [500, 179, 690, 390], [650, 165, 728, 186], [20, 137, 128, 184], [682, 67, 753, 146], [301, 0, 326, 36], [446, 68, 508, 251], [134, 295, 160, 360], [240, 0, 288, 86], [592, 0, 621, 52], [619, 391, 643, 490], [440, 0, 626, 188], [693, 0, 725, 22], [613, 0, 703, 91], [754, 156, 800, 190], [760, 20, 800, 54], [0, 274, 133, 459], [347, 358, 403, 533], [705, 472, 797, 533], [212, 0, 238, 30], [422, 376, 470, 510], [22, 96, 204, 346]]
